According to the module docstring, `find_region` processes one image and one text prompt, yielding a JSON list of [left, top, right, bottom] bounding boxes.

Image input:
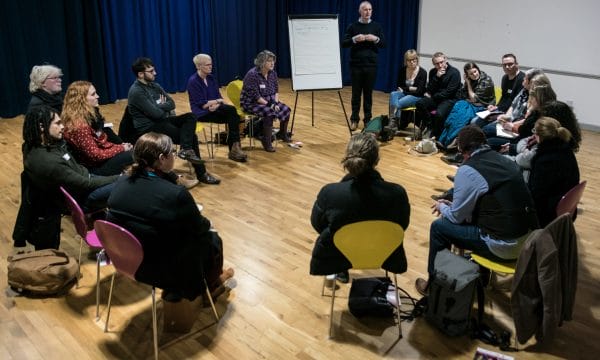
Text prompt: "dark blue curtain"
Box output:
[[99, 0, 214, 102], [0, 0, 108, 118], [0, 0, 419, 118]]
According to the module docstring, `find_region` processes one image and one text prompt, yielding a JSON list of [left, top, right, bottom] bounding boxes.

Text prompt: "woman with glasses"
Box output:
[[388, 49, 427, 131], [27, 64, 64, 112], [61, 81, 134, 176], [107, 132, 234, 302]]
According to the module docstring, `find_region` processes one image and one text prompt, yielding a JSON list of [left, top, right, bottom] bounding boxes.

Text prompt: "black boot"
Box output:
[[261, 125, 275, 152], [276, 120, 291, 143]]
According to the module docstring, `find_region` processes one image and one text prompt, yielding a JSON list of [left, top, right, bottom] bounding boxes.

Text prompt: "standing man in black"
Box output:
[[415, 52, 461, 138], [342, 1, 385, 131]]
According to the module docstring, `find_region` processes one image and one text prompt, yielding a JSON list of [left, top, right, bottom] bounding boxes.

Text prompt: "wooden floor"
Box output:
[[1, 79, 599, 359]]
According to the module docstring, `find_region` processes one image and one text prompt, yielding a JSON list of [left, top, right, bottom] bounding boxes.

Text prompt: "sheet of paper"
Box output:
[[496, 123, 517, 138]]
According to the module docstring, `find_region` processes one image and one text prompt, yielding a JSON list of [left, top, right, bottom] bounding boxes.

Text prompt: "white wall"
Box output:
[[418, 0, 600, 129]]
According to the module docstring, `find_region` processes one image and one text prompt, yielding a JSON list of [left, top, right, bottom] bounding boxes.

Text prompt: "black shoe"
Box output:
[[178, 149, 204, 165], [415, 278, 429, 296], [199, 172, 221, 185], [336, 271, 350, 284], [441, 152, 464, 165], [276, 131, 292, 143]]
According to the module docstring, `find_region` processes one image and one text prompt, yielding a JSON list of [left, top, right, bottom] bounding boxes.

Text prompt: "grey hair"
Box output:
[[254, 50, 276, 69], [192, 53, 211, 68], [341, 133, 379, 176], [29, 64, 62, 93]]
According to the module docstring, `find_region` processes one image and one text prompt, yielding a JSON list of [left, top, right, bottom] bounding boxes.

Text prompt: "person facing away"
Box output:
[[61, 80, 134, 176], [388, 49, 427, 131], [415, 125, 538, 296], [342, 1, 385, 130], [27, 64, 64, 113], [528, 117, 580, 227], [187, 53, 247, 162], [127, 57, 220, 185], [415, 52, 461, 139], [240, 50, 292, 152], [310, 132, 410, 283], [107, 132, 234, 301]]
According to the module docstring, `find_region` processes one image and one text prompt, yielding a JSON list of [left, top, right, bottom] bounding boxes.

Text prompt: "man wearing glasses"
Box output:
[[415, 52, 461, 138], [492, 53, 525, 113], [127, 57, 220, 185]]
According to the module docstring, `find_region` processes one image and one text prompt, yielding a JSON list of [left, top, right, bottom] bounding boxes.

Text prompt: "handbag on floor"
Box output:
[[7, 249, 78, 295], [348, 276, 394, 318]]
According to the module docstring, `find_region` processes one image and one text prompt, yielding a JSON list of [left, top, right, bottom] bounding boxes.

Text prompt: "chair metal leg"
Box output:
[[151, 287, 158, 360], [204, 278, 220, 321], [393, 274, 403, 339], [76, 237, 83, 288], [95, 252, 101, 320], [104, 272, 116, 332], [202, 128, 212, 159], [328, 275, 337, 338]]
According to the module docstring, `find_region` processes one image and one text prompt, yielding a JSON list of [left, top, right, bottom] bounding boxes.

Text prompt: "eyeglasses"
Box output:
[[502, 63, 516, 67], [144, 69, 156, 74], [408, 58, 418, 62], [46, 76, 62, 81]]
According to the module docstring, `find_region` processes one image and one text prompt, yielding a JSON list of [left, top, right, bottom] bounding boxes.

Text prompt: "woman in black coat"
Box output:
[[529, 117, 580, 227], [310, 133, 411, 280], [107, 132, 233, 301]]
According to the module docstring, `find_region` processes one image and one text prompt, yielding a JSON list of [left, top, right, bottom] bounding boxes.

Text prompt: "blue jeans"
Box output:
[[389, 91, 421, 118], [427, 217, 503, 276]]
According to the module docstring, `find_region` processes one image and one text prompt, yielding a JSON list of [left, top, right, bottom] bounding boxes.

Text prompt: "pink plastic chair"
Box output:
[[556, 181, 587, 222], [94, 220, 220, 360], [60, 186, 105, 319]]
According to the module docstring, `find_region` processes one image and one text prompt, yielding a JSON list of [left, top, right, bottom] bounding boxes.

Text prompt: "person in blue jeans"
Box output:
[[415, 126, 538, 296], [388, 49, 427, 131]]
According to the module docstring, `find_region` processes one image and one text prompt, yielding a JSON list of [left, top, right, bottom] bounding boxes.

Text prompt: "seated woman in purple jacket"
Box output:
[[187, 54, 247, 162], [240, 50, 292, 152]]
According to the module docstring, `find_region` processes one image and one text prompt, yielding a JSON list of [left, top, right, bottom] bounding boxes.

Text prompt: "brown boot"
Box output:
[[261, 125, 275, 152], [228, 142, 247, 162]]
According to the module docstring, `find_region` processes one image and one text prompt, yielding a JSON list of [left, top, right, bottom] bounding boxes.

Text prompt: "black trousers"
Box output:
[[415, 97, 456, 138], [197, 104, 241, 148], [148, 113, 206, 177], [90, 150, 134, 176], [350, 66, 377, 122]]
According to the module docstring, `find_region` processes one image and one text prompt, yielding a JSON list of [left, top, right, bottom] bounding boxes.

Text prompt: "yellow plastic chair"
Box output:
[[470, 254, 516, 278], [195, 121, 224, 159], [226, 79, 258, 148], [495, 87, 502, 104], [325, 220, 404, 339], [400, 106, 417, 139]]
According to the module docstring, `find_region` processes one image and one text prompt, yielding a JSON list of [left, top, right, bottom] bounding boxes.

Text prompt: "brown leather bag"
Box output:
[[7, 249, 78, 295]]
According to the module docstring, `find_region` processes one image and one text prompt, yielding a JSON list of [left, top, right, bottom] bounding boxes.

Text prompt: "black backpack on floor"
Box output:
[[425, 249, 484, 337]]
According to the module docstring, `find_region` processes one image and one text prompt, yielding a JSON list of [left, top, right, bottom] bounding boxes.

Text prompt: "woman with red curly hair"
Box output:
[[61, 81, 134, 175]]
